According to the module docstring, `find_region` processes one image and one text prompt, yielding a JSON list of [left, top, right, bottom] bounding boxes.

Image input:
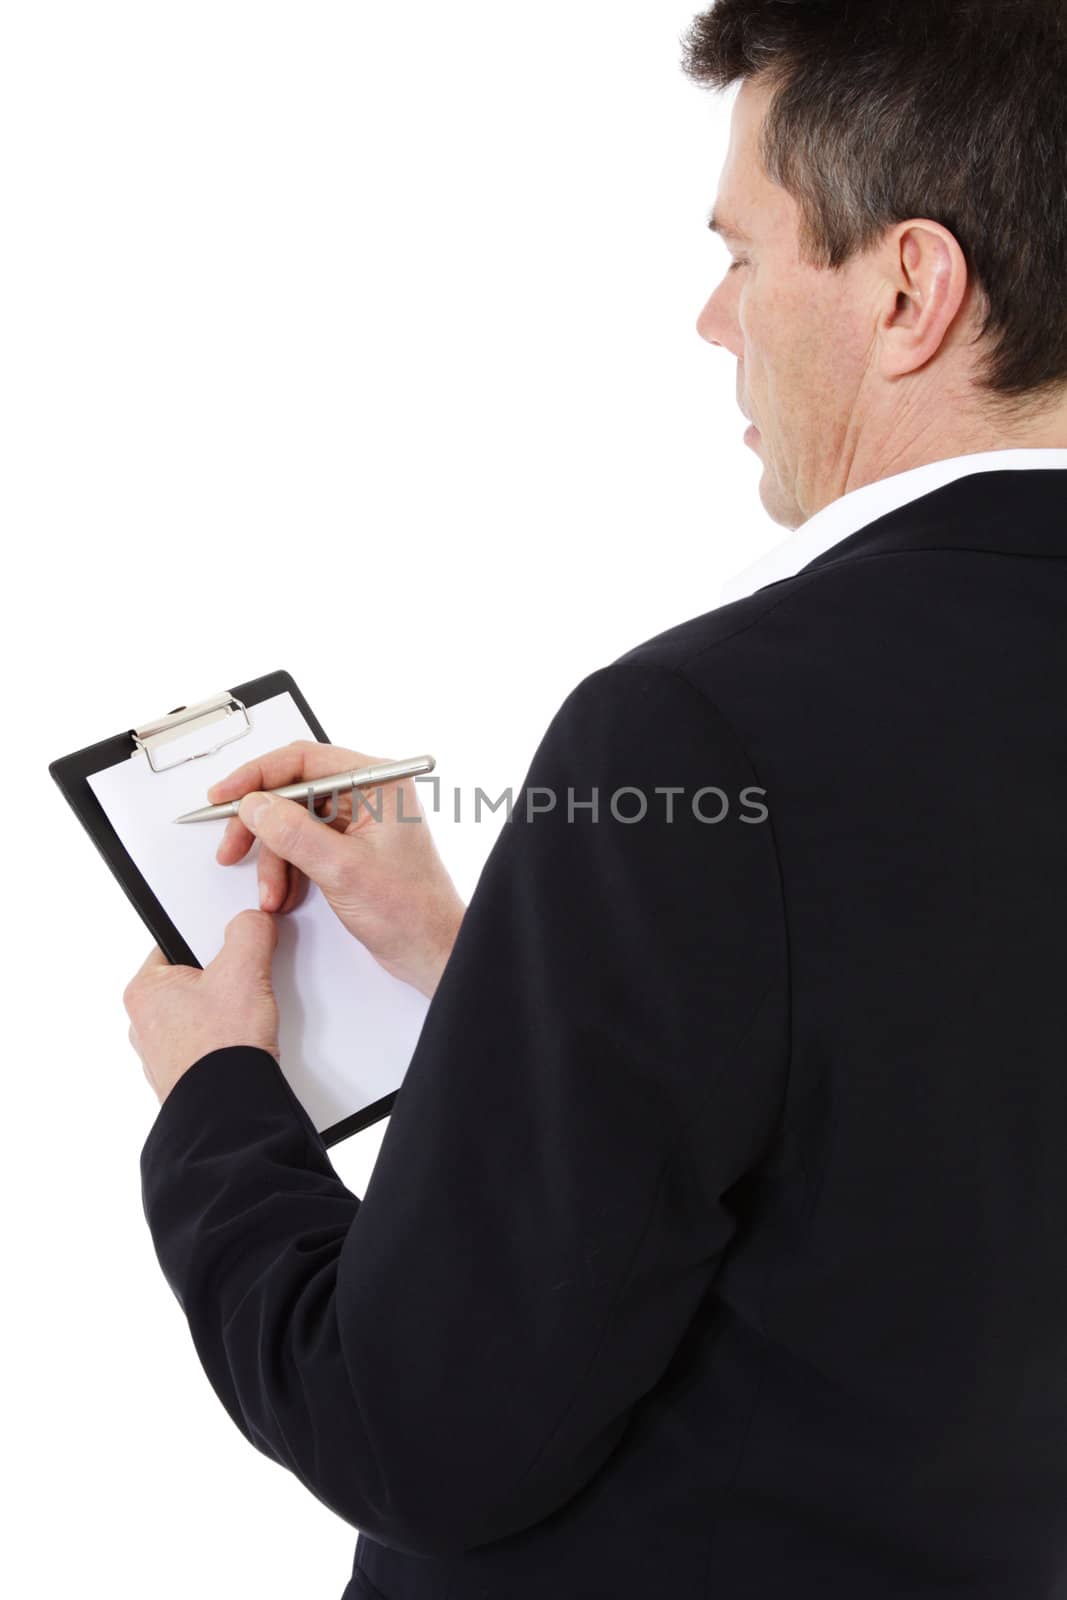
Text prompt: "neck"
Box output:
[[832, 387, 1067, 509]]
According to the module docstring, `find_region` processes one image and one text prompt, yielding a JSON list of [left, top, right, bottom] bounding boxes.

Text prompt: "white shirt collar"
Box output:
[[718, 449, 1067, 605]]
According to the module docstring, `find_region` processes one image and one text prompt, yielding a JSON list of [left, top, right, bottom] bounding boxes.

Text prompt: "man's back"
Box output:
[[352, 467, 1067, 1598]]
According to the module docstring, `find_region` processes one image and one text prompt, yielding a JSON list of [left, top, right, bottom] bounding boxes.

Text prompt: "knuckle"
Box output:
[[219, 760, 255, 795]]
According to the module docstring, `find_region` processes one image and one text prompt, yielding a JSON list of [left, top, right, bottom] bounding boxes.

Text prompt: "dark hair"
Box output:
[[680, 0, 1067, 411]]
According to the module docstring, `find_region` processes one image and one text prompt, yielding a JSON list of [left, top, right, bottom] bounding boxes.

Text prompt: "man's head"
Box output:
[[683, 0, 1067, 528]]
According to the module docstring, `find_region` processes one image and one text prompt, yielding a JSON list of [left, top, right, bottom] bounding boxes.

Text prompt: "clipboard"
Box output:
[[49, 668, 431, 1147]]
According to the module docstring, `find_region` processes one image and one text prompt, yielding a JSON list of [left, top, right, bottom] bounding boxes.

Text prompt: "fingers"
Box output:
[[211, 743, 392, 873], [235, 791, 353, 893], [133, 944, 170, 980], [215, 816, 308, 913], [257, 845, 291, 911], [123, 944, 171, 1015], [206, 741, 388, 805], [278, 867, 309, 914], [215, 788, 356, 868], [216, 811, 255, 865], [213, 908, 279, 977]]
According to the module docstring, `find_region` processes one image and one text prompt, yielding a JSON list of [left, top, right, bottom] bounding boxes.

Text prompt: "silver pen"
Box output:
[[173, 754, 436, 824]]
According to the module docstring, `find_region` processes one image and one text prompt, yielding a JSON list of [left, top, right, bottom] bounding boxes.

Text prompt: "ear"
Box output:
[[877, 219, 970, 380]]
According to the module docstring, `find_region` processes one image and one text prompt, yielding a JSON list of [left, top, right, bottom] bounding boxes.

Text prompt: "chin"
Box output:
[[756, 467, 801, 530]]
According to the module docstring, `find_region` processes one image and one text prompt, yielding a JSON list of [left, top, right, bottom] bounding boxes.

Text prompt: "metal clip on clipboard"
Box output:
[[131, 692, 253, 773]]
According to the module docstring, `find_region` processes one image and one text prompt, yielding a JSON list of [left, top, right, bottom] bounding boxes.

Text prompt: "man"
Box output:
[[125, 3, 1067, 1594]]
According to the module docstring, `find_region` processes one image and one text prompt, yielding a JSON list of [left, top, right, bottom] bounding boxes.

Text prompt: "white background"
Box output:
[[3, 4, 778, 1595]]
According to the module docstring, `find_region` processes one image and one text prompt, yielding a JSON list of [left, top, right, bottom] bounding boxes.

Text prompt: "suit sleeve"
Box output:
[[140, 659, 789, 1558]]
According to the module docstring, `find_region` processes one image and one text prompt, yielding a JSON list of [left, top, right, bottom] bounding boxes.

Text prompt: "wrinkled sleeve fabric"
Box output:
[[140, 659, 790, 1558]]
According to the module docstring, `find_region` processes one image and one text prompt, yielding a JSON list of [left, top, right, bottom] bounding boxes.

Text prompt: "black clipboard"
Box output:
[[49, 668, 399, 1147]]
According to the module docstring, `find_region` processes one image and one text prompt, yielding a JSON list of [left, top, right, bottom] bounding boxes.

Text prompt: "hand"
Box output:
[[125, 910, 280, 1105], [207, 741, 466, 999]]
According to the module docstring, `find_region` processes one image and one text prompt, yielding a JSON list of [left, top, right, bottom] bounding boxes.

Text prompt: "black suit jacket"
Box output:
[[141, 468, 1067, 1598]]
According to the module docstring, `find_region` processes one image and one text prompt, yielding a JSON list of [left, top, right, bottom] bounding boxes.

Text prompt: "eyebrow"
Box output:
[[707, 210, 753, 243]]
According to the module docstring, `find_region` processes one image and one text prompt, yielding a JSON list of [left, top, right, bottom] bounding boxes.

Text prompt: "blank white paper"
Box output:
[[88, 690, 431, 1137]]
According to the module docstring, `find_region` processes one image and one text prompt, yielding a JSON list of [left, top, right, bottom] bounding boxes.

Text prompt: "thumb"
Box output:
[[215, 907, 279, 978], [238, 792, 351, 893]]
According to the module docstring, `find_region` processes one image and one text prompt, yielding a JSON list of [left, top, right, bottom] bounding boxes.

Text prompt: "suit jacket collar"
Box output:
[[718, 452, 1067, 603], [792, 467, 1067, 586]]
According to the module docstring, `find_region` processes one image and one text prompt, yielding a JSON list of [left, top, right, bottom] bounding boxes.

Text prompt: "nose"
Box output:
[[696, 278, 742, 358]]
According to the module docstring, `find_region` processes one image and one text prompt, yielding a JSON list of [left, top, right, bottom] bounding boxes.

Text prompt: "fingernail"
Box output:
[[259, 880, 273, 909], [239, 793, 271, 830]]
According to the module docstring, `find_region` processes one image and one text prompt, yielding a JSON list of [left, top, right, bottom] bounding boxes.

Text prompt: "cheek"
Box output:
[[738, 280, 794, 385], [795, 278, 869, 391], [741, 281, 840, 427]]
